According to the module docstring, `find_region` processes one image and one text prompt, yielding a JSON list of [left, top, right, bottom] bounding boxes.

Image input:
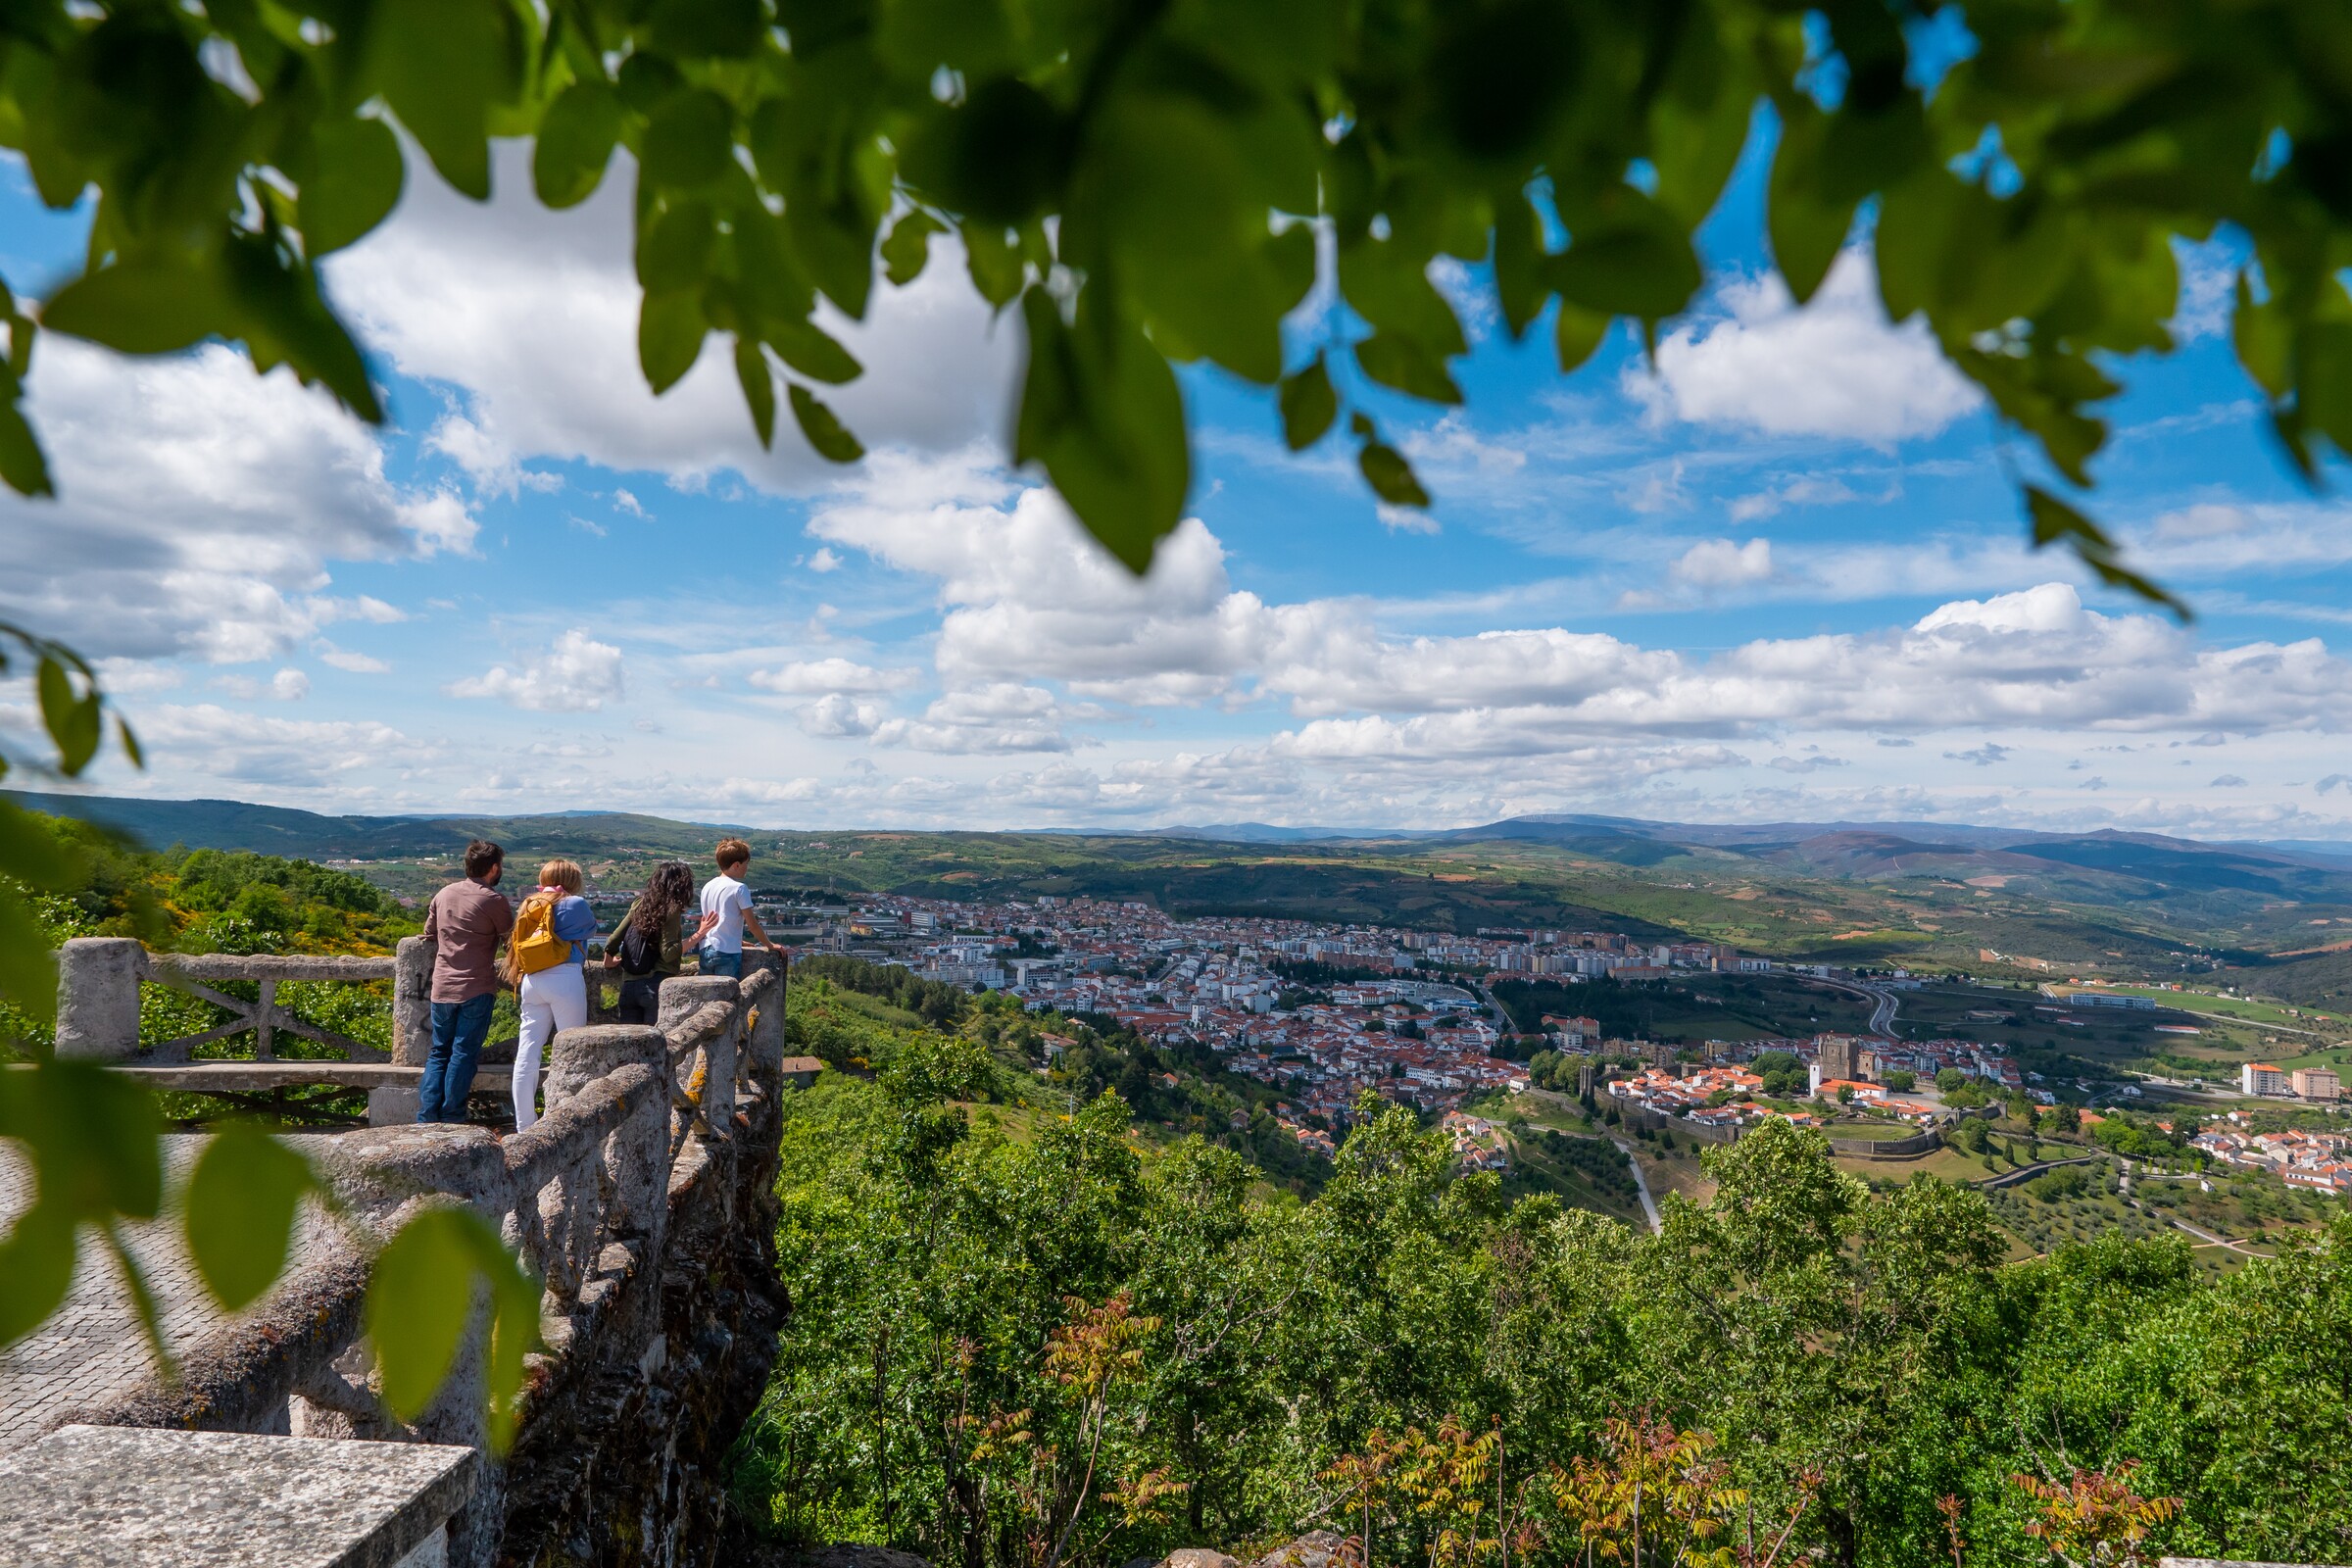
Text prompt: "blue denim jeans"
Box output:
[[418, 993, 495, 1123], [699, 948, 743, 980]]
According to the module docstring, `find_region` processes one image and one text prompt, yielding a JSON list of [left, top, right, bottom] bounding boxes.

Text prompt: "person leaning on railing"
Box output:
[[606, 859, 695, 1026], [416, 838, 513, 1125], [508, 859, 597, 1134]]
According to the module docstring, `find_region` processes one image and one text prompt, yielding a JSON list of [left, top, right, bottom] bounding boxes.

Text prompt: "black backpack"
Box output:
[[617, 915, 662, 976]]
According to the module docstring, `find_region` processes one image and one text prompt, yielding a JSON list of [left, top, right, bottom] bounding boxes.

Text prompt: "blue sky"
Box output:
[[3, 126, 2349, 838]]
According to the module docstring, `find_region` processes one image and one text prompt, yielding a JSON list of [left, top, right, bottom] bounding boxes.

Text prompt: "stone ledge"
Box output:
[[0, 1423, 477, 1568], [112, 1062, 425, 1092]]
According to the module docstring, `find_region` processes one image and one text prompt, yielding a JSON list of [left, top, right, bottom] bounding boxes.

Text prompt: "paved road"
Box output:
[[1803, 975, 1900, 1036], [2162, 1212, 2273, 1257], [1609, 1136, 1663, 1233], [0, 1137, 333, 1451]]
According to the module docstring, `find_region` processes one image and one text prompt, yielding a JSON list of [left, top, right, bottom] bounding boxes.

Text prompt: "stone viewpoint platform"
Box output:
[[0, 937, 797, 1566]]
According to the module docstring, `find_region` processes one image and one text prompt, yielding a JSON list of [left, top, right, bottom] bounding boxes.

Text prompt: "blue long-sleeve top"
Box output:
[[550, 893, 597, 965]]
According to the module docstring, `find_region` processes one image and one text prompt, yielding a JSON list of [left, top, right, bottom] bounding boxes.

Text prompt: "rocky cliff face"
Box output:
[[497, 1131, 788, 1568]]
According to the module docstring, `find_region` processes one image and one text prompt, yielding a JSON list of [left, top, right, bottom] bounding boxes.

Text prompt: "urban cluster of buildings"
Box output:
[[2237, 1062, 2343, 1102], [1599, 1033, 2001, 1132], [786, 894, 1963, 1135], [2190, 1116, 2352, 1195], [788, 891, 2347, 1199]]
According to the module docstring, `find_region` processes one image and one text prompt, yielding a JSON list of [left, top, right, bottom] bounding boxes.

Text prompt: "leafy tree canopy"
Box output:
[[4, 0, 2351, 603]]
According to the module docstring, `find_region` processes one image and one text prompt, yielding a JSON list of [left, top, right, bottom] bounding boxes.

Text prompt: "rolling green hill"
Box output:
[[19, 793, 2352, 994]]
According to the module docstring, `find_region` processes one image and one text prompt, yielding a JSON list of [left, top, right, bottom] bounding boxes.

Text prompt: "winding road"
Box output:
[[1611, 1136, 1664, 1233], [1806, 974, 1901, 1036]]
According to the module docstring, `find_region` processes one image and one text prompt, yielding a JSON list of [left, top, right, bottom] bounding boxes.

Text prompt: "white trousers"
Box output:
[[514, 963, 587, 1132]]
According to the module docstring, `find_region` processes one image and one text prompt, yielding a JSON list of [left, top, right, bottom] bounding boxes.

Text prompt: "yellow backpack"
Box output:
[[504, 890, 572, 981]]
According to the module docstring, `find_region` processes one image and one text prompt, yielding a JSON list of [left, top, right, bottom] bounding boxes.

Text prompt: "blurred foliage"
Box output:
[[6, 0, 2352, 594]]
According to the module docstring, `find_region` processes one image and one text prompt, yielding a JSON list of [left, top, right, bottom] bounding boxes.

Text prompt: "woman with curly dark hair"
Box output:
[[605, 859, 696, 1025]]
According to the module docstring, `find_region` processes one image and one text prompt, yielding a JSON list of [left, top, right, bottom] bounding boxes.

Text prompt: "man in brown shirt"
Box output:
[[416, 839, 514, 1122]]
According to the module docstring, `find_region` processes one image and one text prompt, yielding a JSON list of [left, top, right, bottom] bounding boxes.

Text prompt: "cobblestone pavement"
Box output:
[[0, 1136, 334, 1451]]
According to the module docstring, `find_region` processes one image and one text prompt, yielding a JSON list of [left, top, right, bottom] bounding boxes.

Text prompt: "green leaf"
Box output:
[[1358, 440, 1430, 509], [638, 289, 708, 393], [37, 655, 100, 775], [2298, 321, 2352, 456], [1338, 238, 1467, 360], [1648, 61, 1757, 232], [1278, 354, 1338, 451], [368, 1207, 477, 1421], [366, 1205, 542, 1450], [901, 77, 1068, 228], [1492, 193, 1547, 340], [2230, 270, 2288, 397], [1554, 301, 1611, 372], [648, 0, 764, 59], [1354, 331, 1462, 405], [789, 383, 864, 462], [1874, 166, 1964, 323], [876, 0, 1015, 77], [769, 318, 861, 385], [0, 1202, 74, 1348], [1015, 287, 1190, 573], [0, 1061, 163, 1220], [0, 884, 60, 1025], [116, 715, 143, 769], [0, 795, 78, 887], [43, 259, 223, 356], [302, 116, 405, 257], [2024, 485, 2189, 620], [735, 337, 776, 449], [964, 223, 1025, 309], [184, 1123, 313, 1312], [636, 198, 717, 294], [534, 79, 623, 210], [368, 0, 525, 200], [881, 210, 945, 287], [1066, 94, 1288, 383], [1547, 202, 1702, 321], [456, 1208, 542, 1452], [641, 89, 736, 191], [221, 234, 382, 421], [1768, 102, 1859, 307], [0, 381, 51, 498]]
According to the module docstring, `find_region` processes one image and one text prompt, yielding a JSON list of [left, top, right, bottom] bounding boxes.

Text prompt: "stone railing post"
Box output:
[[393, 935, 433, 1066], [658, 976, 738, 1143], [55, 937, 145, 1060], [745, 952, 788, 1084], [545, 1024, 669, 1248]]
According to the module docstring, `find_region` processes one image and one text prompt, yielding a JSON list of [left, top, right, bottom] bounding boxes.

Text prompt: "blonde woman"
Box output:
[[508, 858, 596, 1132]]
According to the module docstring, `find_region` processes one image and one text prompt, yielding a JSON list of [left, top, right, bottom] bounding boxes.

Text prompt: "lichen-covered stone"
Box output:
[[0, 1424, 475, 1567], [1248, 1532, 1349, 1568]]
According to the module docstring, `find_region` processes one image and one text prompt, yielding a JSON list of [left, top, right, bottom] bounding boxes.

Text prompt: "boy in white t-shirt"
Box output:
[[691, 837, 775, 980]]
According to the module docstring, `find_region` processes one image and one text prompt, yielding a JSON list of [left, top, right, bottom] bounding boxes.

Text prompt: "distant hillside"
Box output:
[[20, 793, 2352, 977], [4, 792, 758, 861]]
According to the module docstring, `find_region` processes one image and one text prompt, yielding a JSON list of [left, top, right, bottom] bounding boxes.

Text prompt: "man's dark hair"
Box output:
[[464, 839, 505, 878]]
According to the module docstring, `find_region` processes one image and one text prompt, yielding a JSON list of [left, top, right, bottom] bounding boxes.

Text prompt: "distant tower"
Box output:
[[1817, 1034, 1855, 1083]]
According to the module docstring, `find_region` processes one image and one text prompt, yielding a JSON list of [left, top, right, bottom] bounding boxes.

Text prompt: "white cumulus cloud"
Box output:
[[446, 629, 624, 712], [1627, 250, 1980, 444]]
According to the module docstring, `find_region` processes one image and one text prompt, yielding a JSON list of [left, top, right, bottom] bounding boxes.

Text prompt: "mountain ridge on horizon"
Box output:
[[11, 788, 2351, 867]]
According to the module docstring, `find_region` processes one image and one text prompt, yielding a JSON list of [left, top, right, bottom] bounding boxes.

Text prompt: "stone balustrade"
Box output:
[[11, 946, 797, 1566]]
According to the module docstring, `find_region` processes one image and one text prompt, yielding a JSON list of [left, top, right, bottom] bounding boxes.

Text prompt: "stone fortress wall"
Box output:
[[3, 936, 798, 1567]]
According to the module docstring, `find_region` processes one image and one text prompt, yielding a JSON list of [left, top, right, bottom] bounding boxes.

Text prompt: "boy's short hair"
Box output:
[[464, 839, 504, 878], [714, 838, 752, 871]]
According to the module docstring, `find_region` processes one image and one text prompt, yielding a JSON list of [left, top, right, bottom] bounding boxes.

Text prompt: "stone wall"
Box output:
[[57, 951, 798, 1568], [1612, 1097, 1945, 1159]]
